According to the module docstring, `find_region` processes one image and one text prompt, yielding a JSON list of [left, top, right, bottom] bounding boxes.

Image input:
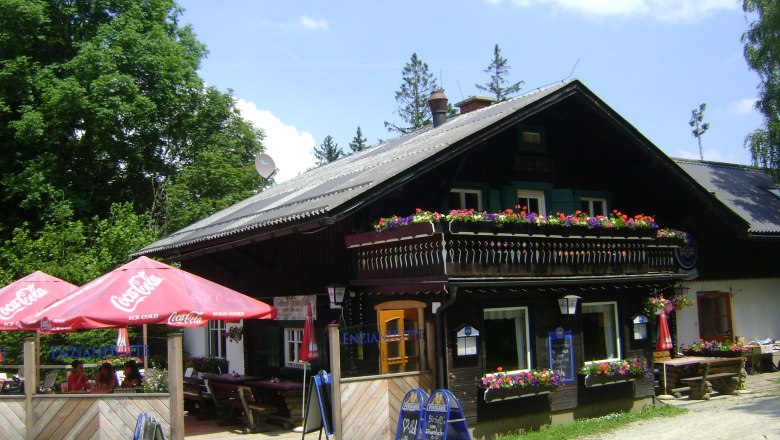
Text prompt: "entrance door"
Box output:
[[696, 291, 733, 341], [378, 308, 420, 374]]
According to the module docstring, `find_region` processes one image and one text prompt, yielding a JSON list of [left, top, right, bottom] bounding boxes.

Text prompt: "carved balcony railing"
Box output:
[[345, 223, 681, 281]]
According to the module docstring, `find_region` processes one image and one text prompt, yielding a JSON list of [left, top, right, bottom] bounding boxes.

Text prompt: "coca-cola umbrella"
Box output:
[[656, 311, 674, 351], [0, 271, 79, 330], [22, 256, 277, 332]]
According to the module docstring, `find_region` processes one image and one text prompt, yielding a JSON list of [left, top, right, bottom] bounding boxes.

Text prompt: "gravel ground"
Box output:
[[583, 370, 780, 440]]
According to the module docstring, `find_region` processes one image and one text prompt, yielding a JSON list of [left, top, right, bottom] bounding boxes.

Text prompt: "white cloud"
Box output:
[[732, 98, 758, 114], [300, 16, 329, 31], [236, 99, 317, 183], [501, 0, 737, 22]]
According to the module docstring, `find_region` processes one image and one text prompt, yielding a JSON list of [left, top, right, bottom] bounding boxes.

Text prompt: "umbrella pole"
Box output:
[[143, 324, 148, 371], [294, 362, 307, 434], [36, 330, 40, 387]]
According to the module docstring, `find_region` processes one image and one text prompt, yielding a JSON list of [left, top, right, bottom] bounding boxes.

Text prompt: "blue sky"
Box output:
[[178, 0, 761, 182]]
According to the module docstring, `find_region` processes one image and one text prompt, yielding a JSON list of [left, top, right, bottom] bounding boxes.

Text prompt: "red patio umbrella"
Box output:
[[656, 311, 674, 351], [296, 301, 318, 431], [0, 271, 78, 330], [21, 256, 276, 332]]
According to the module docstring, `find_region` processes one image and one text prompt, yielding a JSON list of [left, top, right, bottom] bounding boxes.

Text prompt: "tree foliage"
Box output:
[[385, 53, 440, 134], [348, 126, 368, 153], [475, 44, 523, 101], [314, 135, 343, 165], [0, 0, 266, 238], [742, 0, 780, 182]]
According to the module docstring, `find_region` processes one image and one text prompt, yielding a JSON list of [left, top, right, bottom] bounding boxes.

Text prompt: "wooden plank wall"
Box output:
[[25, 394, 170, 440], [0, 397, 26, 439], [341, 373, 434, 440]]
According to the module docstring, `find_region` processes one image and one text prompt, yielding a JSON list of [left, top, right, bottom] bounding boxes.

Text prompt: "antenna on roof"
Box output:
[[564, 58, 580, 81], [456, 79, 464, 102], [254, 153, 277, 180]]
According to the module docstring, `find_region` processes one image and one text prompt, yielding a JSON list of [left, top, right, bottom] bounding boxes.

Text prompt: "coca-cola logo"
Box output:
[[167, 311, 204, 326], [0, 283, 49, 320], [109, 270, 163, 313]]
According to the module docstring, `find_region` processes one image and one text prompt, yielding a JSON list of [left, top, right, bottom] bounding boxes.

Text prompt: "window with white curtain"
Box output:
[[483, 307, 530, 373], [208, 320, 227, 359], [284, 327, 304, 368], [582, 302, 621, 362]]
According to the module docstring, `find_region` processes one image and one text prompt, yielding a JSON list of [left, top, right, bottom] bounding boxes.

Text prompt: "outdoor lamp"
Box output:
[[558, 295, 581, 315], [327, 285, 345, 306], [633, 314, 649, 340]]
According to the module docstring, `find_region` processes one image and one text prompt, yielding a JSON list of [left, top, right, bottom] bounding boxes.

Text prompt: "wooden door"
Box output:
[[378, 308, 420, 374], [696, 291, 733, 341]]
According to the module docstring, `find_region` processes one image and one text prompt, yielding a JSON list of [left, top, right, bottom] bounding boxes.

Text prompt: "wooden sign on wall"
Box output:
[[273, 295, 317, 321]]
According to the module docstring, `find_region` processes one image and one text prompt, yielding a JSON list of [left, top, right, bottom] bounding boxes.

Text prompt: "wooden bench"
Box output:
[[237, 386, 277, 434], [206, 380, 244, 425], [679, 357, 745, 400], [183, 377, 214, 419]]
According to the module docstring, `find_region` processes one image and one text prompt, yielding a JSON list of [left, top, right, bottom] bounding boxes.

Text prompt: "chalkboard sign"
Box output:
[[421, 389, 470, 440], [302, 370, 333, 438], [548, 330, 574, 383], [395, 389, 428, 440]]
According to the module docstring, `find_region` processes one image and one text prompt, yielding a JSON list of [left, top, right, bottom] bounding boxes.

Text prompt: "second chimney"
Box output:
[[454, 96, 496, 115], [428, 90, 448, 128]]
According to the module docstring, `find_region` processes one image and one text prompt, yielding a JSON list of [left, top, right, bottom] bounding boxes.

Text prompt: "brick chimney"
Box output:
[[428, 90, 448, 128], [455, 96, 497, 114]]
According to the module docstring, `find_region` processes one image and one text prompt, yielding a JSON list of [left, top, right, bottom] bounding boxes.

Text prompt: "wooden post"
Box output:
[[168, 333, 184, 440], [24, 337, 35, 440], [327, 324, 342, 440]]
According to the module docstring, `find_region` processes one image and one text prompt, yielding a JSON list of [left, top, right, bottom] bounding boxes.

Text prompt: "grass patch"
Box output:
[[495, 405, 687, 440]]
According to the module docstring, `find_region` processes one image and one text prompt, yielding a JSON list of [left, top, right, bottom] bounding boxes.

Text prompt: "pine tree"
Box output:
[[313, 135, 343, 165], [385, 53, 440, 134], [475, 44, 524, 101], [348, 126, 368, 153]]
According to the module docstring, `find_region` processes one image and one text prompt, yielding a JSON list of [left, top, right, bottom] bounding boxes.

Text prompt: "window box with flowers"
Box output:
[[480, 368, 567, 402], [370, 208, 676, 241], [580, 357, 650, 388], [680, 340, 751, 358]]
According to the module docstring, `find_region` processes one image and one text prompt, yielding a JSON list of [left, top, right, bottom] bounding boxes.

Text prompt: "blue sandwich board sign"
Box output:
[[395, 389, 429, 440], [421, 389, 470, 440]]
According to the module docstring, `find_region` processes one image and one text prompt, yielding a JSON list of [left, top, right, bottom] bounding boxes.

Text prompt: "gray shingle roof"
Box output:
[[135, 80, 578, 257], [673, 158, 780, 234]]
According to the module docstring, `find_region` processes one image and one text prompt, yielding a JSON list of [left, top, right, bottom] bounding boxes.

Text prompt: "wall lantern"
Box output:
[[633, 314, 649, 340], [327, 285, 346, 308], [673, 283, 690, 297], [455, 325, 480, 357], [557, 295, 581, 315]]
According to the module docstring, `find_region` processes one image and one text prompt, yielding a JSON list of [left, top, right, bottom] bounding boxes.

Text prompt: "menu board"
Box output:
[[421, 389, 470, 440], [548, 329, 574, 382], [395, 389, 428, 440], [302, 370, 333, 437]]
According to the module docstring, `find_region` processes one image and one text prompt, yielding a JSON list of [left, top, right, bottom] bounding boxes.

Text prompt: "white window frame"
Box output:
[[483, 306, 531, 374], [284, 327, 305, 368], [582, 301, 621, 364], [208, 320, 227, 359], [580, 197, 607, 217], [450, 188, 483, 210], [516, 189, 546, 215]]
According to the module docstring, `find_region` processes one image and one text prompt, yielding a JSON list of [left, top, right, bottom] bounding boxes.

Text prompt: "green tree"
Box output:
[[475, 44, 523, 101], [385, 53, 440, 134], [0, 0, 265, 237], [314, 135, 343, 165], [742, 0, 780, 181], [348, 126, 368, 153]]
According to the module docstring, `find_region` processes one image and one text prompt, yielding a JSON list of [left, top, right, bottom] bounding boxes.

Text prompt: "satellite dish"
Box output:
[[254, 153, 277, 179]]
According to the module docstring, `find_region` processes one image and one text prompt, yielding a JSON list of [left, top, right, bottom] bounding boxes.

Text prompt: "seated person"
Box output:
[[67, 360, 89, 392], [121, 360, 143, 388], [93, 362, 118, 393]]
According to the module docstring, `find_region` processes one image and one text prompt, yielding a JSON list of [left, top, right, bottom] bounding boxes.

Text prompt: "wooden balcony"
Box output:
[[345, 223, 681, 282]]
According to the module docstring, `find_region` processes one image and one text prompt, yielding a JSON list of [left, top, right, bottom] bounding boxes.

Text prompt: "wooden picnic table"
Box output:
[[246, 379, 304, 429], [655, 356, 744, 398]]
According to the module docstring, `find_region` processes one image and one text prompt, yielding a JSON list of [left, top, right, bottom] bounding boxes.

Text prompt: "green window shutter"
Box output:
[[550, 189, 574, 215], [488, 189, 502, 211], [267, 326, 281, 368]]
